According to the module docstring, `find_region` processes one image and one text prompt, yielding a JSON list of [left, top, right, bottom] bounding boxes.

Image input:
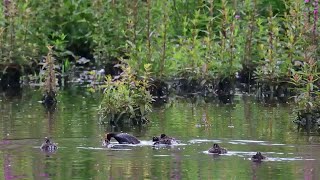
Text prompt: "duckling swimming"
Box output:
[[152, 136, 160, 142], [251, 152, 265, 162], [152, 134, 178, 145], [208, 143, 227, 154], [103, 133, 140, 146], [40, 137, 57, 152], [153, 137, 173, 145]]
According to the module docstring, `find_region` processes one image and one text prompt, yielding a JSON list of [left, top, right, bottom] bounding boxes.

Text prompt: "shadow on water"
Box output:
[[44, 104, 56, 136], [0, 88, 320, 179], [0, 87, 22, 100], [102, 120, 149, 135]]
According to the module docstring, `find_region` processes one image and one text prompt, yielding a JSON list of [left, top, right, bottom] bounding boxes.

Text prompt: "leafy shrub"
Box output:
[[99, 63, 153, 124]]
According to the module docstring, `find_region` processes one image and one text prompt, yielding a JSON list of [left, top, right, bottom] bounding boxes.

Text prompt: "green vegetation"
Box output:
[[0, 0, 292, 77], [98, 63, 153, 124], [41, 46, 57, 106], [0, 0, 320, 122], [288, 0, 320, 132]]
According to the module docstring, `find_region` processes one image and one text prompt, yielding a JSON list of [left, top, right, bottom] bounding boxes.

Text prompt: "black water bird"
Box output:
[[103, 133, 140, 146], [208, 143, 227, 154], [40, 137, 57, 152], [251, 152, 265, 162]]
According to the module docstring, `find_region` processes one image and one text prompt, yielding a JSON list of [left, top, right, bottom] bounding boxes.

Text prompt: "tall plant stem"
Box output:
[[220, 0, 227, 64], [160, 9, 167, 79], [146, 0, 151, 63], [133, 0, 139, 67], [207, 0, 214, 60], [229, 21, 234, 77], [267, 7, 274, 76], [312, 1, 318, 60], [245, 0, 256, 67]]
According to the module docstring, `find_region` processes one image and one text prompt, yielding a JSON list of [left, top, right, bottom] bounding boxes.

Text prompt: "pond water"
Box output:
[[0, 88, 319, 180]]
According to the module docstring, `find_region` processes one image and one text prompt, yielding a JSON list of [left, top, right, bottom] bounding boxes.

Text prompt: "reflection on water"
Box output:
[[0, 88, 320, 179]]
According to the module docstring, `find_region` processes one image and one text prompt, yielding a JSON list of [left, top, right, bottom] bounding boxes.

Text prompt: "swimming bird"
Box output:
[[152, 136, 160, 142], [40, 137, 57, 152], [208, 143, 227, 154], [152, 134, 178, 145], [103, 133, 140, 146], [153, 137, 174, 145], [251, 152, 265, 162]]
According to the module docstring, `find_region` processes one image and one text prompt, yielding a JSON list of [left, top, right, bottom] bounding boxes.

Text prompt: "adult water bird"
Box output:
[[103, 133, 140, 146]]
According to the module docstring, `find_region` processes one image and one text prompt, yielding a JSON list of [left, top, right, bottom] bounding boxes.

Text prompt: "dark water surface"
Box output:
[[0, 88, 319, 180]]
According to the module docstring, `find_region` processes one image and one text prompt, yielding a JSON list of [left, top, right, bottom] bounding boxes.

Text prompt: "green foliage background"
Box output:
[[1, 0, 319, 114], [0, 0, 308, 80]]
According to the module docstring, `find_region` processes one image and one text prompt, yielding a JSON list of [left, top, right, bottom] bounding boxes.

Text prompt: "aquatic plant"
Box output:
[[213, 0, 243, 95], [91, 1, 127, 65], [291, 45, 320, 132], [255, 9, 278, 97], [0, 0, 40, 64], [237, 0, 259, 88], [99, 63, 153, 124], [42, 46, 57, 106], [172, 12, 206, 80], [283, 1, 305, 72], [290, 0, 320, 132], [1, 0, 320, 105]]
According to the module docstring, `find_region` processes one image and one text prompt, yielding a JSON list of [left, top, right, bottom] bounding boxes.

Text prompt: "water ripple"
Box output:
[[189, 139, 222, 144]]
